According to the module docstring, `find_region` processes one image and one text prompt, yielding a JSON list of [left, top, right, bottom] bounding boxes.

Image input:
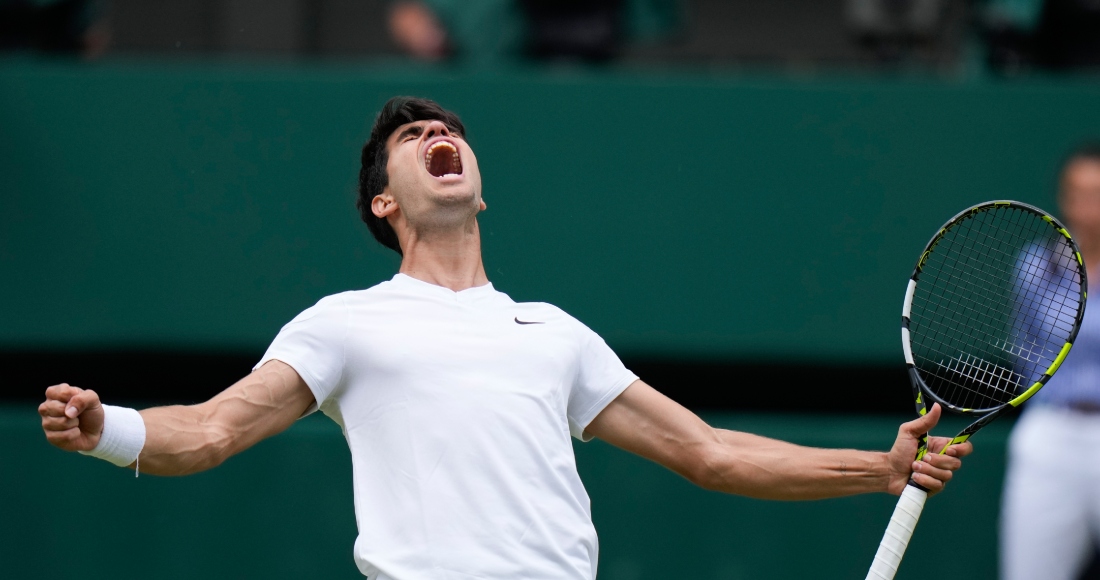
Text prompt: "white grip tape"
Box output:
[[866, 485, 928, 580]]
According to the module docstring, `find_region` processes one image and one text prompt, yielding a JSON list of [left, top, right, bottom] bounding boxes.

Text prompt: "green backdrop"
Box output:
[[4, 59, 1100, 362], [0, 60, 1083, 578], [1, 407, 1012, 579]]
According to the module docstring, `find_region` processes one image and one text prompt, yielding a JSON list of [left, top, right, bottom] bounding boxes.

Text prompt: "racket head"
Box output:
[[901, 201, 1088, 417]]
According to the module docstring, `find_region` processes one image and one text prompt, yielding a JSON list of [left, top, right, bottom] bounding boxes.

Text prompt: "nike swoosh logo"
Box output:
[[514, 317, 544, 325]]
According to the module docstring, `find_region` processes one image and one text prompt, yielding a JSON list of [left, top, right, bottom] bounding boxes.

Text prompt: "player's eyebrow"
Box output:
[[395, 125, 423, 142]]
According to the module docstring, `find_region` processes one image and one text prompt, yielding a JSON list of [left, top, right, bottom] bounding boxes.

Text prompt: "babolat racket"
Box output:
[[866, 200, 1088, 580]]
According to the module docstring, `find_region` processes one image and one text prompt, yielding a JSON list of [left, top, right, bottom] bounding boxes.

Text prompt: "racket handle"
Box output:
[[866, 483, 928, 580]]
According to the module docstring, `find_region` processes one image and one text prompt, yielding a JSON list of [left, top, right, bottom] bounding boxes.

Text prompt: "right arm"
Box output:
[[585, 380, 969, 499], [39, 360, 315, 476]]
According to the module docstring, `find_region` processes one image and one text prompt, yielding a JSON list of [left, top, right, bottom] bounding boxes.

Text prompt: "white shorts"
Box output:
[[1000, 406, 1100, 580]]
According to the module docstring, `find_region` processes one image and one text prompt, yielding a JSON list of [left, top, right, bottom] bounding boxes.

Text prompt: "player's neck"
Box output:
[[398, 219, 489, 292]]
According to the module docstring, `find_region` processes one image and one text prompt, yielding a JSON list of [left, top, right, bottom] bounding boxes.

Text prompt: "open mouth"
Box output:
[[425, 141, 463, 177]]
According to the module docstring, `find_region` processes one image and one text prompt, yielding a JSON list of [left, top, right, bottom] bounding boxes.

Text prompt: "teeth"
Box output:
[[425, 141, 461, 176], [425, 141, 456, 163]]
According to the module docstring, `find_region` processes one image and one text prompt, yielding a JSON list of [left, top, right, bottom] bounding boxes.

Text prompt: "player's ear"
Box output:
[[479, 198, 487, 211], [372, 192, 399, 219]]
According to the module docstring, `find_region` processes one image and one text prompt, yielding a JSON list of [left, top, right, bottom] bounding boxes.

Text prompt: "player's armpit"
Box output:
[[136, 360, 315, 476]]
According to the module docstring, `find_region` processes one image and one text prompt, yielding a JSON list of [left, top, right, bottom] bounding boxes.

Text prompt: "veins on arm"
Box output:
[[707, 426, 891, 500], [586, 380, 892, 501], [135, 360, 315, 476]]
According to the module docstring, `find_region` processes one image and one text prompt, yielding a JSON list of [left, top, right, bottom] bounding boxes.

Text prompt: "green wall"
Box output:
[[1, 407, 1012, 579], [3, 60, 1100, 362]]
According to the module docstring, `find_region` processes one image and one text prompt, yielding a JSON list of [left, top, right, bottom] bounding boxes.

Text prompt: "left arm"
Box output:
[[584, 380, 971, 500]]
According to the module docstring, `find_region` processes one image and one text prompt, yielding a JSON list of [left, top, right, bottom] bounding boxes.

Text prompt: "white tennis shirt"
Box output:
[[255, 274, 638, 579]]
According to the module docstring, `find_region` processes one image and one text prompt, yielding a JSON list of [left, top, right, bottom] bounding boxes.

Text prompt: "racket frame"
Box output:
[[868, 200, 1088, 580], [901, 200, 1087, 459]]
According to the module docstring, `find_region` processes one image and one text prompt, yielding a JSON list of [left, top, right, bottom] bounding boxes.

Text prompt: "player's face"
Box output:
[[1060, 159, 1100, 236], [382, 119, 484, 221]]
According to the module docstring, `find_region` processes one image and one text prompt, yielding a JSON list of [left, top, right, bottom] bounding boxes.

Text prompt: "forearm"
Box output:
[[136, 404, 234, 476], [133, 361, 311, 476], [701, 429, 891, 500], [588, 381, 960, 500]]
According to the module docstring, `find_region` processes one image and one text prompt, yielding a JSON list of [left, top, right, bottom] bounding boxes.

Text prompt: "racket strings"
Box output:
[[940, 353, 1026, 403], [914, 256, 1072, 373], [908, 206, 1083, 411], [932, 216, 1079, 308], [919, 211, 1073, 396], [914, 261, 1078, 364], [937, 211, 1078, 384]]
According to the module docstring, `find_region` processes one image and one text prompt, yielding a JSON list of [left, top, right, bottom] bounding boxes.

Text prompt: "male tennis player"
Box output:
[[40, 96, 972, 580]]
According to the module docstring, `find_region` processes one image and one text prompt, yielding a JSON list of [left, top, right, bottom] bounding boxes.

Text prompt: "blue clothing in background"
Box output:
[[1033, 279, 1100, 408], [1013, 242, 1099, 408]]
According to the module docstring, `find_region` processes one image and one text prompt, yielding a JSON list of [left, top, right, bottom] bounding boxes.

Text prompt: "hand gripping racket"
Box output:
[[866, 201, 1088, 579]]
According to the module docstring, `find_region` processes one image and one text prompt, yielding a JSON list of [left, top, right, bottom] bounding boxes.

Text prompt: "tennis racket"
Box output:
[[866, 200, 1088, 580]]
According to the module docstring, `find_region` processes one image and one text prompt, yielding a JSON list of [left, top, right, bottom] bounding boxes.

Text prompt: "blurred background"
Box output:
[[3, 0, 1100, 578]]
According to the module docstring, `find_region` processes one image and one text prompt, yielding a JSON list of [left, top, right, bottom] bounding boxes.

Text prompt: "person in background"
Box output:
[[388, 0, 680, 64], [1001, 143, 1100, 580]]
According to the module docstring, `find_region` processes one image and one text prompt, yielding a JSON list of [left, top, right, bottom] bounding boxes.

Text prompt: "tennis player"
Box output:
[[39, 96, 972, 580]]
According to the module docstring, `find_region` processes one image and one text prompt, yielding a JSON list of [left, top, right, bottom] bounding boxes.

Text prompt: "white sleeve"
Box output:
[[254, 294, 348, 415], [566, 322, 639, 442]]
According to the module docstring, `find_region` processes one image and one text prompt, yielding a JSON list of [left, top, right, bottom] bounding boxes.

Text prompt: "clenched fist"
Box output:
[[39, 383, 105, 452]]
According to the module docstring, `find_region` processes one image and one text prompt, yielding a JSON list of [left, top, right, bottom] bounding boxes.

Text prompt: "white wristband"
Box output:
[[79, 405, 146, 471]]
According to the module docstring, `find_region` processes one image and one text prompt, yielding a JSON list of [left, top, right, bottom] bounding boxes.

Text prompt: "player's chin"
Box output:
[[429, 185, 480, 208]]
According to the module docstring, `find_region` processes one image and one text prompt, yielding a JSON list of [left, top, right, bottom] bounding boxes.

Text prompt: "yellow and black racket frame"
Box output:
[[900, 200, 1088, 465]]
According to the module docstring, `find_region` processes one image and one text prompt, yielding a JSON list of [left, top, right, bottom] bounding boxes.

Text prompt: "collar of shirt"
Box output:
[[388, 273, 500, 305]]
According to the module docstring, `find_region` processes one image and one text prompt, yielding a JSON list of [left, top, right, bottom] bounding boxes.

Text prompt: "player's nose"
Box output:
[[423, 120, 451, 140]]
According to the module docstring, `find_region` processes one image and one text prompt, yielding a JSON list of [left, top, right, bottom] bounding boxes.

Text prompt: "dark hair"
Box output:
[[357, 96, 467, 255], [1063, 141, 1100, 171]]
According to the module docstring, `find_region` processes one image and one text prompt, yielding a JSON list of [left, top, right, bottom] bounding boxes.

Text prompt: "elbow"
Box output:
[[684, 440, 730, 492]]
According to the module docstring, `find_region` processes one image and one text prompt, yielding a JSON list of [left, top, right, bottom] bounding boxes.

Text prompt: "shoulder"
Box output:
[[283, 292, 351, 326], [312, 279, 405, 310], [285, 279, 399, 324]]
